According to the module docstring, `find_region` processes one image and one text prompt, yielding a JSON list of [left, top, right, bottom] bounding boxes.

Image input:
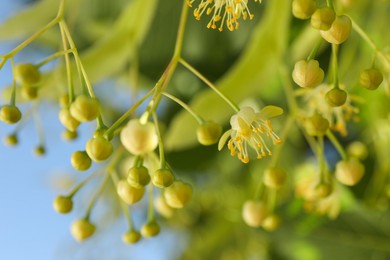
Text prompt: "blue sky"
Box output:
[[0, 2, 184, 259]]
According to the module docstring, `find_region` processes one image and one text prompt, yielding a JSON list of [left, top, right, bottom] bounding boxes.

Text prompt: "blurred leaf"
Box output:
[[166, 0, 291, 151], [258, 105, 284, 118]]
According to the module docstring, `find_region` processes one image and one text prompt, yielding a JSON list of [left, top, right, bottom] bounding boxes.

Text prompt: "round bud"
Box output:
[[152, 169, 175, 188], [263, 167, 287, 189], [292, 60, 324, 88], [335, 158, 365, 186], [314, 182, 333, 198], [122, 230, 141, 244], [347, 141, 368, 160], [62, 130, 78, 141], [53, 195, 73, 214], [127, 166, 150, 188], [242, 200, 268, 228], [71, 219, 96, 242], [311, 7, 336, 30], [117, 179, 145, 205], [325, 88, 347, 107], [59, 108, 80, 132], [320, 15, 352, 44], [0, 105, 22, 124], [70, 95, 100, 122], [14, 63, 41, 86], [120, 119, 158, 155], [164, 181, 193, 208], [359, 68, 383, 90], [141, 222, 160, 238], [3, 134, 18, 146], [292, 0, 317, 20], [34, 146, 46, 156], [71, 151, 92, 171], [21, 85, 38, 100], [196, 121, 222, 146], [154, 196, 174, 218], [305, 113, 329, 136], [262, 214, 281, 231], [86, 136, 113, 162]]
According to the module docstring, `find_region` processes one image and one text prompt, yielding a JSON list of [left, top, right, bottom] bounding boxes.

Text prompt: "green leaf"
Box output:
[[0, 0, 75, 40], [166, 0, 291, 151]]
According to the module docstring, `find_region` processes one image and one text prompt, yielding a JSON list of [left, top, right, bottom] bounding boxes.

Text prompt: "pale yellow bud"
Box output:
[[335, 158, 365, 186], [117, 180, 145, 205], [164, 181, 193, 208], [292, 60, 324, 88], [305, 113, 329, 136], [360, 68, 383, 90], [70, 95, 100, 122], [53, 196, 73, 214], [0, 105, 22, 124], [242, 200, 268, 227], [120, 119, 158, 155], [152, 169, 175, 188], [263, 167, 287, 189], [71, 151, 92, 171], [311, 7, 336, 30], [141, 222, 160, 237], [59, 108, 80, 132], [292, 0, 317, 20], [196, 121, 222, 146], [86, 136, 113, 162], [71, 219, 96, 242], [320, 15, 352, 44], [14, 63, 41, 86], [122, 230, 141, 244]]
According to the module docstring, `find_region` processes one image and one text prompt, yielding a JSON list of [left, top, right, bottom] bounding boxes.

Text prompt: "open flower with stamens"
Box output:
[[218, 106, 283, 163], [301, 84, 360, 136], [188, 0, 261, 32]]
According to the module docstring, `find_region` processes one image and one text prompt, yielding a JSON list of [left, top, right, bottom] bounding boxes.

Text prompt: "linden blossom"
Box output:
[[218, 106, 283, 163], [188, 0, 261, 31]]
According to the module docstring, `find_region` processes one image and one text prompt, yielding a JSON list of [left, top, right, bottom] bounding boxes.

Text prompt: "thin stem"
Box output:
[[36, 48, 75, 68], [147, 184, 155, 222], [10, 58, 17, 106], [307, 38, 323, 61], [152, 112, 166, 169], [350, 17, 390, 70], [326, 130, 347, 160], [332, 44, 339, 89], [318, 136, 326, 181], [173, 1, 189, 60], [68, 171, 102, 198], [104, 87, 156, 139], [162, 92, 204, 124], [59, 23, 75, 103], [84, 171, 110, 220], [326, 0, 334, 9], [179, 58, 239, 112]]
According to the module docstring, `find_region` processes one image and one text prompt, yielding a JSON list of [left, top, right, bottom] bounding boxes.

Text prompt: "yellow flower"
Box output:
[[218, 106, 283, 163], [188, 0, 261, 32]]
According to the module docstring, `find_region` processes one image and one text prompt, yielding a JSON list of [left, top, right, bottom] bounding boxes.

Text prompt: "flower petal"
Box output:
[[258, 105, 283, 119], [218, 129, 232, 151]]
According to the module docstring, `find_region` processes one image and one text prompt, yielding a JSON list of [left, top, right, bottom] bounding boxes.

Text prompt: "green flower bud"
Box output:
[[164, 181, 193, 208], [127, 166, 151, 188], [346, 141, 368, 160], [335, 158, 365, 186], [262, 214, 281, 231], [122, 230, 141, 244], [62, 130, 78, 141], [325, 88, 347, 107], [152, 169, 175, 188], [34, 145, 46, 156], [292, 0, 317, 19], [196, 121, 222, 146], [320, 15, 352, 44], [70, 95, 100, 122], [86, 136, 113, 162], [21, 85, 38, 100], [59, 94, 70, 108], [59, 108, 80, 132], [359, 68, 383, 90], [314, 182, 333, 198], [311, 7, 336, 30], [305, 113, 329, 136], [117, 179, 145, 205], [120, 119, 158, 155], [71, 219, 96, 242], [0, 105, 22, 124], [53, 195, 73, 214], [242, 200, 268, 228], [3, 134, 18, 146], [141, 222, 160, 238], [263, 167, 287, 189], [71, 151, 92, 171], [14, 63, 41, 86], [292, 60, 324, 88]]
